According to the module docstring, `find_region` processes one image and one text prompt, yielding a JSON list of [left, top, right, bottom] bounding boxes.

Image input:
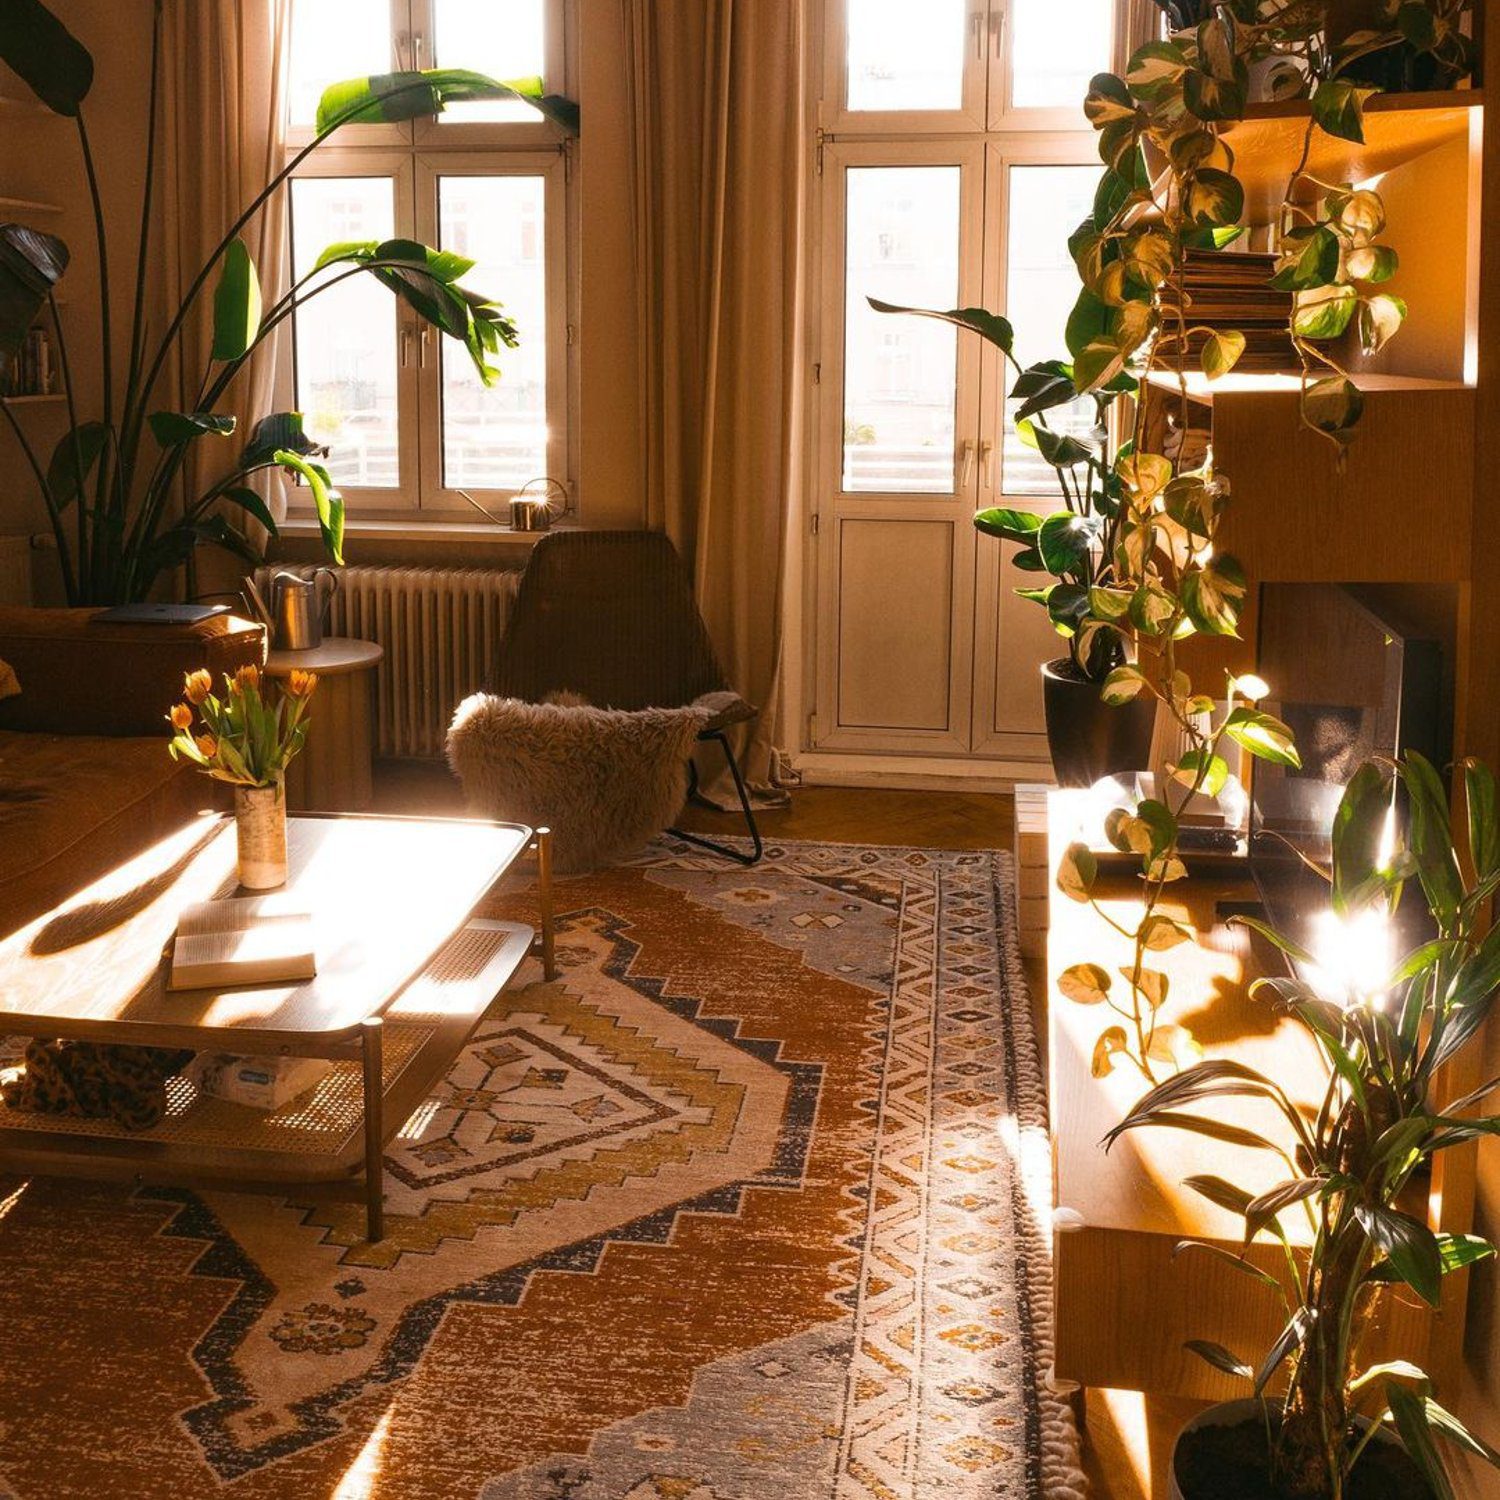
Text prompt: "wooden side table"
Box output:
[[265, 637, 383, 812]]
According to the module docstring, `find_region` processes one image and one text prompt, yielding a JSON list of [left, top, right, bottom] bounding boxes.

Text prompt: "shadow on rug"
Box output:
[[0, 838, 1084, 1500]]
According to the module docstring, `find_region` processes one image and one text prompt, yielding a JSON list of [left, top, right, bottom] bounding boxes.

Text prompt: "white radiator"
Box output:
[[255, 565, 520, 759]]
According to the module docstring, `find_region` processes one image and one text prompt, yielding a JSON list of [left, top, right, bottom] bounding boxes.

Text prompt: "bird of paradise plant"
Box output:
[[0, 0, 578, 605]]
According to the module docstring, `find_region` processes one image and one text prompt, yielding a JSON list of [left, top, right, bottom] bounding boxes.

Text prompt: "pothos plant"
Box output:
[[1107, 754, 1500, 1500], [881, 3, 1415, 1081], [867, 300, 1138, 683], [0, 0, 578, 606]]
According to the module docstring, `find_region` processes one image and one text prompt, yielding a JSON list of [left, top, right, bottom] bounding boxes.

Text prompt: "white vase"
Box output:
[[234, 781, 288, 890]]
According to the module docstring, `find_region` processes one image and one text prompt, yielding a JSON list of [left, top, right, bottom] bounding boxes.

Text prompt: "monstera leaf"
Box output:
[[0, 224, 69, 388]]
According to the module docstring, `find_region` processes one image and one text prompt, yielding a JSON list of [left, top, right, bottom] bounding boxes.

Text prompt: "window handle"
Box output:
[[419, 326, 432, 369], [401, 325, 414, 368], [960, 438, 975, 486], [991, 7, 1005, 58], [971, 11, 985, 60], [413, 31, 425, 67], [979, 438, 994, 487]]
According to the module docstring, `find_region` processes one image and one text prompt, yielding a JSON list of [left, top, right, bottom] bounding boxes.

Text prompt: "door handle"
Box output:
[[959, 438, 976, 487]]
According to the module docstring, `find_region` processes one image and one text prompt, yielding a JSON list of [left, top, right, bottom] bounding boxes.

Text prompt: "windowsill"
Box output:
[[279, 517, 566, 547]]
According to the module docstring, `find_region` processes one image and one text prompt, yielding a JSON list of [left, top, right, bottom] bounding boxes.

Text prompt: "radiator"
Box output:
[[255, 565, 520, 759]]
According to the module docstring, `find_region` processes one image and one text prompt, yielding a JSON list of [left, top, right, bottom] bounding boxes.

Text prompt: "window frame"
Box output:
[[280, 0, 575, 526]]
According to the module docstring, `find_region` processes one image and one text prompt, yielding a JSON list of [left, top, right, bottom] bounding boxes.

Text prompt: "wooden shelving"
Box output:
[[0, 395, 64, 407], [1145, 369, 1473, 400], [0, 196, 63, 216], [1220, 89, 1481, 222]]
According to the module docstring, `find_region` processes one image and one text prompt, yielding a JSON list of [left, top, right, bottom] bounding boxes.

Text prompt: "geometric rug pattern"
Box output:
[[0, 838, 1085, 1498]]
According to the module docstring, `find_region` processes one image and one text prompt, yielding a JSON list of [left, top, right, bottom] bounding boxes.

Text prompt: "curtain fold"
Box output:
[[626, 0, 807, 794], [161, 0, 291, 576]]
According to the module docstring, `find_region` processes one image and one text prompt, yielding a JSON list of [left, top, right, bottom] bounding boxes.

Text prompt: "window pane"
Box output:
[[433, 0, 547, 124], [1002, 165, 1098, 492], [287, 0, 393, 128], [1010, 0, 1114, 111], [846, 0, 968, 113], [1002, 165, 1099, 496], [291, 177, 400, 489], [843, 166, 960, 494], [438, 175, 548, 491]]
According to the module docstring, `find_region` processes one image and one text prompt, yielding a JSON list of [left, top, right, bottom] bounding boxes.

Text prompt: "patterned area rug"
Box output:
[[0, 838, 1084, 1500]]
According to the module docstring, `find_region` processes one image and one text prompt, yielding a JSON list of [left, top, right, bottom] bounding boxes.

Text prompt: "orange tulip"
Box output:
[[286, 669, 319, 699], [195, 733, 218, 759], [184, 668, 213, 704], [169, 703, 194, 732], [233, 663, 262, 696]]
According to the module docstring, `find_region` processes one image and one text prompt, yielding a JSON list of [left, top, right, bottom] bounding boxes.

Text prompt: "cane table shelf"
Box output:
[[0, 813, 556, 1240]]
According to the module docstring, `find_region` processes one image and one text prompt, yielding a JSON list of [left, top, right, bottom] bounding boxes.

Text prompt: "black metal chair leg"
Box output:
[[668, 730, 764, 866]]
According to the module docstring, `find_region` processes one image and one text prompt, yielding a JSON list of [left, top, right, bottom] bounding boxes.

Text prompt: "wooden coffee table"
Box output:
[[0, 812, 555, 1241]]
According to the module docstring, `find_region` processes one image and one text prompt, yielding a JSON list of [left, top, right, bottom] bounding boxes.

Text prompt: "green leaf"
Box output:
[[1183, 67, 1247, 123], [1332, 762, 1394, 917], [1256, 1310, 1312, 1395], [275, 449, 345, 566], [1184, 1340, 1253, 1381], [1303, 376, 1366, 443], [1048, 582, 1090, 634], [1038, 512, 1095, 574], [1174, 1240, 1287, 1294], [216, 485, 279, 538], [866, 298, 1013, 354], [1101, 665, 1148, 705], [1125, 40, 1188, 101], [1224, 707, 1301, 768], [1359, 293, 1408, 356], [1293, 284, 1358, 341], [316, 69, 578, 135], [45, 421, 108, 509], [1396, 2, 1439, 53], [1348, 244, 1399, 283], [211, 238, 262, 361], [1271, 227, 1342, 291], [241, 411, 322, 470], [1058, 963, 1111, 1006], [1202, 329, 1245, 380], [1084, 70, 1135, 124], [1056, 842, 1097, 903], [1010, 360, 1080, 422], [1089, 585, 1133, 621], [148, 411, 236, 447], [1181, 557, 1246, 637], [1385, 1383, 1457, 1500], [974, 507, 1044, 544], [1183, 1174, 1254, 1216], [0, 0, 93, 115], [1172, 749, 1230, 797], [0, 224, 68, 384], [1244, 1178, 1323, 1243], [1184, 168, 1245, 228], [1065, 288, 1111, 360], [1357, 1205, 1444, 1307], [1422, 1395, 1500, 1469], [1400, 751, 1463, 930], [1312, 78, 1378, 144], [1465, 760, 1500, 879]]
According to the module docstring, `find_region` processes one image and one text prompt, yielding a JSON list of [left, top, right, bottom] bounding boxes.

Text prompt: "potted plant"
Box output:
[[168, 664, 317, 889], [0, 0, 578, 605], [1104, 753, 1500, 1498]]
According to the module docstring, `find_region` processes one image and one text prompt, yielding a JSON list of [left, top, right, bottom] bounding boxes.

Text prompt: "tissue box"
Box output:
[[186, 1053, 333, 1111]]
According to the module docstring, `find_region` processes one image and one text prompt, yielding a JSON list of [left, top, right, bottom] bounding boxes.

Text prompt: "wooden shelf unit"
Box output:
[[1222, 90, 1481, 222], [1045, 792, 1448, 1400]]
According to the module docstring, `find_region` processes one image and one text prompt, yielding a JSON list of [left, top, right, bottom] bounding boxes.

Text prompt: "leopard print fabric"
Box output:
[[1, 1040, 194, 1130]]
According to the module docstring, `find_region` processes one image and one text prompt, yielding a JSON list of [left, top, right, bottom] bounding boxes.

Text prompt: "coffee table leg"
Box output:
[[536, 826, 557, 981], [361, 1018, 384, 1242]]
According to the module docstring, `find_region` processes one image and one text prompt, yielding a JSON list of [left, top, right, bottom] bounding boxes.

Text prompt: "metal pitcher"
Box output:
[[270, 568, 337, 651]]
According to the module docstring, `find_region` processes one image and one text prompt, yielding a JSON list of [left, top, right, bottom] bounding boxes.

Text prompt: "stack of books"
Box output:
[[1160, 250, 1298, 373], [4, 327, 55, 396]]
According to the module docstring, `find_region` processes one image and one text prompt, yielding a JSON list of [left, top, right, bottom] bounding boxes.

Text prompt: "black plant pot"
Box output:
[[1172, 1400, 1435, 1500], [1041, 656, 1156, 789]]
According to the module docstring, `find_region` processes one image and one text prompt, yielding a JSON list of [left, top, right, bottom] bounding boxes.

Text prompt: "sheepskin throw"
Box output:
[[447, 694, 709, 873]]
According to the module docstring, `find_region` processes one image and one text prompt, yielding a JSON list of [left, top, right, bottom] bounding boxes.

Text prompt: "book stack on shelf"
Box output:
[[3, 326, 56, 397], [1161, 249, 1296, 373]]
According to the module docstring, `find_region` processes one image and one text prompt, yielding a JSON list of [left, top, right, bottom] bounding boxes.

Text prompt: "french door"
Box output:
[[806, 0, 1140, 772]]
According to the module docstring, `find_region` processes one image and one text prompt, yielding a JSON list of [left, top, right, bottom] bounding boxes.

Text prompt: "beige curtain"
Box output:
[[626, 0, 807, 795], [161, 0, 291, 587]]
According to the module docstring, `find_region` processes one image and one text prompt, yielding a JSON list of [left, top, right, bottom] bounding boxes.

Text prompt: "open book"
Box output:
[[169, 896, 317, 990]]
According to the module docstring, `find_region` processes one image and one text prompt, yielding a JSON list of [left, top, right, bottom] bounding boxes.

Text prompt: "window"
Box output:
[[283, 0, 572, 521]]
